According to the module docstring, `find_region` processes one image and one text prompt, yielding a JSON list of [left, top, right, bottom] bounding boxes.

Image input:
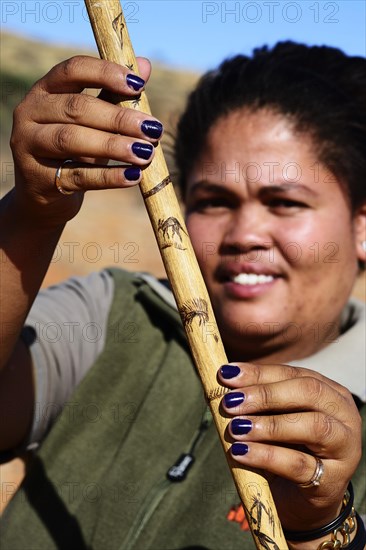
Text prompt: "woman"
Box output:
[[0, 42, 365, 549]]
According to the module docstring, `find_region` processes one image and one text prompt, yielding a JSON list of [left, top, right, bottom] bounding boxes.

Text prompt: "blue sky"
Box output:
[[1, 0, 365, 71]]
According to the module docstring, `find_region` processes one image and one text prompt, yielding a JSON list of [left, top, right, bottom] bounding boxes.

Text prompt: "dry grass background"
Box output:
[[0, 32, 364, 514], [1, 31, 200, 286]]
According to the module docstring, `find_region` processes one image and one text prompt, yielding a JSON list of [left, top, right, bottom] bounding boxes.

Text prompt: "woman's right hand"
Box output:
[[10, 55, 163, 227]]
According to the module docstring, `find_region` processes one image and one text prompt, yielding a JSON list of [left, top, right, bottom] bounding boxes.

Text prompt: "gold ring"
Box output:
[[299, 457, 324, 488], [55, 160, 75, 195]]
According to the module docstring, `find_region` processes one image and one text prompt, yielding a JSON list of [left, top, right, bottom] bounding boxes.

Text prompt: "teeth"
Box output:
[[232, 273, 274, 285]]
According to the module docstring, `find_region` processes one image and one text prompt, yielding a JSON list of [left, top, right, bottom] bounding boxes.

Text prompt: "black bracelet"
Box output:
[[348, 512, 366, 550], [283, 482, 354, 542]]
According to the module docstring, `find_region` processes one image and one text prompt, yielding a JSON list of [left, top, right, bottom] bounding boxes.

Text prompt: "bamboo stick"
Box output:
[[84, 1, 288, 547]]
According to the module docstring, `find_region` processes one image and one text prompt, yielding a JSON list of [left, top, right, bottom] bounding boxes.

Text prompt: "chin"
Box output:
[[217, 303, 286, 330], [222, 329, 286, 362], [216, 305, 294, 351]]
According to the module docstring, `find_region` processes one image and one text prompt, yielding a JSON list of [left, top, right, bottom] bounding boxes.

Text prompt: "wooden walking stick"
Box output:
[[84, 1, 288, 547]]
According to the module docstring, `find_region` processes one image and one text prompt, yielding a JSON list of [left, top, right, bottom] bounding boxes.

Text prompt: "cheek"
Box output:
[[275, 214, 353, 268], [276, 225, 321, 267], [186, 216, 219, 269]]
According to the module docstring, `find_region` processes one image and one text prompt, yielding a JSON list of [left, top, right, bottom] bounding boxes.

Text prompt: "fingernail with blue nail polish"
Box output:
[[220, 364, 240, 379], [132, 142, 154, 160], [141, 120, 163, 139], [223, 392, 244, 408], [126, 74, 145, 91], [124, 167, 141, 181], [231, 418, 252, 435], [231, 443, 249, 456]]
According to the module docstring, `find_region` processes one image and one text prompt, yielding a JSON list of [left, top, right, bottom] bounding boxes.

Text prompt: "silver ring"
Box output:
[[299, 457, 324, 488], [55, 160, 75, 195]]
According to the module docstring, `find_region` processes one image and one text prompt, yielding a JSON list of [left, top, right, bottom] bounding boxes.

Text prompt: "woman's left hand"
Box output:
[[218, 362, 362, 532]]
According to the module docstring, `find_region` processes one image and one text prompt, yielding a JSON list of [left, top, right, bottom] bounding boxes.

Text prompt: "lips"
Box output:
[[216, 262, 282, 284], [215, 262, 283, 297], [232, 273, 274, 286]]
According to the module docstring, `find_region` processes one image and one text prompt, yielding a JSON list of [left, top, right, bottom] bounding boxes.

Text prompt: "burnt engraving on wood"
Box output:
[[143, 176, 171, 199], [158, 217, 188, 250], [112, 13, 124, 48], [179, 298, 209, 331]]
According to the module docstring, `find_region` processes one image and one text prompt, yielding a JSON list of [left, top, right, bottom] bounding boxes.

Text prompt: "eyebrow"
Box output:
[[259, 183, 318, 197], [188, 181, 318, 197], [188, 182, 236, 195]]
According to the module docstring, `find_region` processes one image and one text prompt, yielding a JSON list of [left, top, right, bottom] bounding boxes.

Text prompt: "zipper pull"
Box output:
[[166, 453, 195, 482]]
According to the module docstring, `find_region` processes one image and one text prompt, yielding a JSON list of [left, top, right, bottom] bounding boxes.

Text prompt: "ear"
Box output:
[[353, 203, 366, 263]]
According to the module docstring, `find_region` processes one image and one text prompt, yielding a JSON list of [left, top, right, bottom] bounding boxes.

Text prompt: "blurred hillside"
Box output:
[[0, 31, 200, 283], [0, 31, 199, 174]]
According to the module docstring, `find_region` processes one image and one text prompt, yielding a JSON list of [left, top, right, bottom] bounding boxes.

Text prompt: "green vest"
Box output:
[[1, 269, 365, 549]]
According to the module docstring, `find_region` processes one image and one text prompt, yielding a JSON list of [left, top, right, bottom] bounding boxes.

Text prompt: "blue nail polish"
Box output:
[[141, 120, 163, 139], [124, 167, 141, 181], [126, 74, 145, 91], [231, 418, 252, 435], [220, 364, 240, 379], [132, 142, 153, 160], [223, 392, 245, 409], [231, 443, 249, 456]]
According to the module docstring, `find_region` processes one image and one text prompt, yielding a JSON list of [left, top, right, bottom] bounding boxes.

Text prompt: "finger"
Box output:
[[228, 412, 348, 457], [31, 95, 163, 142], [136, 57, 152, 82], [38, 56, 147, 95], [218, 362, 350, 397], [31, 124, 156, 165], [228, 442, 331, 489], [221, 377, 348, 421], [51, 162, 142, 194]]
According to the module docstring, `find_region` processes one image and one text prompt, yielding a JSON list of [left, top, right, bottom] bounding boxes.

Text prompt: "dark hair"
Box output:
[[175, 41, 366, 210]]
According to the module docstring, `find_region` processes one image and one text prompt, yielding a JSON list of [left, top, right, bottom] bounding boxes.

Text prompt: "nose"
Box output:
[[220, 203, 272, 256]]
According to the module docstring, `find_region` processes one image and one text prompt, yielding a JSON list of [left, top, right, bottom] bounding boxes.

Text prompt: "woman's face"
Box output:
[[185, 109, 364, 362]]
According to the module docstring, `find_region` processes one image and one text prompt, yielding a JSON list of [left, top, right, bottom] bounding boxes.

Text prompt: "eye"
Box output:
[[187, 197, 233, 213], [268, 198, 308, 212]]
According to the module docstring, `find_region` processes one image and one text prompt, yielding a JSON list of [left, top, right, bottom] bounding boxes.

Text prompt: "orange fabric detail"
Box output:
[[226, 503, 250, 531]]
